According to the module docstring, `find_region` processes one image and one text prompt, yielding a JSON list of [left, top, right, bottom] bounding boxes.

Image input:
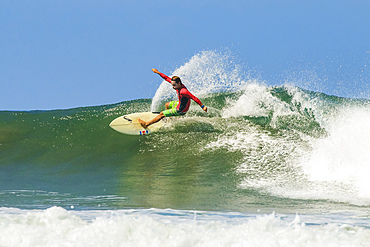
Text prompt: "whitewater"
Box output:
[[1, 51, 370, 246]]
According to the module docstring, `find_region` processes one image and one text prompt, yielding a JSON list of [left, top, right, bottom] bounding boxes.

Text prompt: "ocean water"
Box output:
[[1, 51, 370, 246]]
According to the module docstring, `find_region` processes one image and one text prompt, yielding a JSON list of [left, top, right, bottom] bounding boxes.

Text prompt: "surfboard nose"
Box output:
[[109, 117, 124, 129], [109, 116, 127, 127], [109, 112, 163, 135], [109, 118, 118, 127]]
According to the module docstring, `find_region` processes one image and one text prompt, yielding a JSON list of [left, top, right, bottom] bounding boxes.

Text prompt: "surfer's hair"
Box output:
[[171, 76, 182, 85]]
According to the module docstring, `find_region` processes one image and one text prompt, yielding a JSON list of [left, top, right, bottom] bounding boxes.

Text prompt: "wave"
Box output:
[[1, 50, 370, 209]]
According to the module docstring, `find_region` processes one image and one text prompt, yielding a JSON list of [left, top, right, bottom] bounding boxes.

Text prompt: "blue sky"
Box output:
[[1, 0, 369, 110]]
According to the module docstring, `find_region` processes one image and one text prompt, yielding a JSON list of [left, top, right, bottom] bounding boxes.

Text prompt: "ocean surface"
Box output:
[[1, 51, 370, 246]]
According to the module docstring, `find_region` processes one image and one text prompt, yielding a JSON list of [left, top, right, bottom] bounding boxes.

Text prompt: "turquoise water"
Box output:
[[1, 51, 370, 246], [1, 87, 369, 211]]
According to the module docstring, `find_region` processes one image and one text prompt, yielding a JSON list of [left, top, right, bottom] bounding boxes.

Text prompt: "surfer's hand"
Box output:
[[152, 68, 159, 74], [202, 106, 208, 112]]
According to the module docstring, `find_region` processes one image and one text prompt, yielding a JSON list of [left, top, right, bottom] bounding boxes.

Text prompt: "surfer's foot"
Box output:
[[138, 118, 149, 129]]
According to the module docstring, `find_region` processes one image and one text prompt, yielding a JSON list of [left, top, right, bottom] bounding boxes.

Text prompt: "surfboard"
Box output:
[[109, 112, 164, 135]]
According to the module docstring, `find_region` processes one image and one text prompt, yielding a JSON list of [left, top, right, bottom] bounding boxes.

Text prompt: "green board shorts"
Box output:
[[163, 101, 186, 117]]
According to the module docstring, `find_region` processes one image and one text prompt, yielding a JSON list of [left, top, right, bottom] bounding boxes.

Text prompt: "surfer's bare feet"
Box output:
[[138, 118, 149, 129]]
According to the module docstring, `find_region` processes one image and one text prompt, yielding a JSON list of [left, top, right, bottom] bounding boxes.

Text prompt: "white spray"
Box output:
[[151, 50, 249, 112]]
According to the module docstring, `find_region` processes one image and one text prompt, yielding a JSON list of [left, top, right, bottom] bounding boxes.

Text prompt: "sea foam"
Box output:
[[0, 207, 369, 247]]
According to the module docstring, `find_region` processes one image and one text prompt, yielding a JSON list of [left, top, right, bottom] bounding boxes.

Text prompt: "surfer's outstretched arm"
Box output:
[[152, 68, 172, 83], [152, 68, 160, 74]]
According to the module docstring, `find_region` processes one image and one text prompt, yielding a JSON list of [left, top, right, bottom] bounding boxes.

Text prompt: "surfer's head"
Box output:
[[171, 76, 182, 90], [171, 76, 182, 84]]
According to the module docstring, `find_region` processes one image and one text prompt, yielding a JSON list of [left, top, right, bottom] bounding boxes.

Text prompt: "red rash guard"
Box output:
[[159, 72, 203, 113]]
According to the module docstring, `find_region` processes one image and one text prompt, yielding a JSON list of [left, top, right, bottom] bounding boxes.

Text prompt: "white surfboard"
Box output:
[[109, 112, 164, 135]]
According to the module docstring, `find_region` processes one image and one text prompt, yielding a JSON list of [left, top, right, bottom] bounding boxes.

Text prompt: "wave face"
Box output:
[[1, 51, 370, 212]]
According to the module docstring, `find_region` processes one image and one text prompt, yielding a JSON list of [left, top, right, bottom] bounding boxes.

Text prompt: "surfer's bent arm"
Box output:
[[183, 90, 202, 106], [182, 89, 207, 111]]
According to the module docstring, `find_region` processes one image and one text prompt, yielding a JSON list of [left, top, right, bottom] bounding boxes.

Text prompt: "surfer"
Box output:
[[138, 69, 208, 129]]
